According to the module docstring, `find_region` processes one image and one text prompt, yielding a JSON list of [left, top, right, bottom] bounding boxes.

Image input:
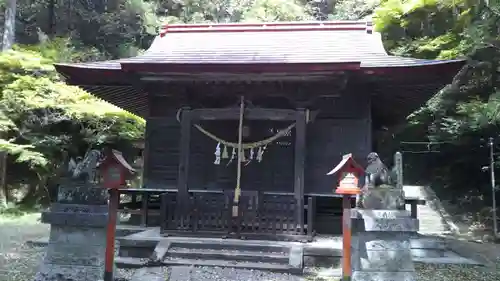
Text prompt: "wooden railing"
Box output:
[[116, 188, 423, 239], [159, 190, 312, 241]]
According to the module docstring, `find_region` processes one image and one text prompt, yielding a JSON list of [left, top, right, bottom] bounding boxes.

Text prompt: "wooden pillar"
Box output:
[[294, 108, 306, 232], [177, 107, 191, 206]]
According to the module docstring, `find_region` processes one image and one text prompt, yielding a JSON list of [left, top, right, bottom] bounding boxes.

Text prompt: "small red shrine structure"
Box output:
[[99, 149, 135, 189], [327, 153, 363, 195]]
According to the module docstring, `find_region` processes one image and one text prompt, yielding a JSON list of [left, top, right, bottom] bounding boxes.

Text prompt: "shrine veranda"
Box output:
[[55, 21, 463, 241]]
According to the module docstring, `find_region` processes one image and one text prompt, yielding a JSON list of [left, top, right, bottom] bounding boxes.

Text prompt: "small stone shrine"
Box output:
[[34, 149, 111, 281], [351, 152, 418, 281]]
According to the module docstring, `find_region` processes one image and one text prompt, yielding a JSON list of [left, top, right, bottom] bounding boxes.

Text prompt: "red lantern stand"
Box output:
[[99, 150, 135, 281], [326, 154, 363, 281]]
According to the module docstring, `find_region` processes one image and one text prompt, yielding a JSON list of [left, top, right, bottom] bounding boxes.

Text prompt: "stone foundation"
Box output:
[[34, 181, 110, 281], [352, 188, 418, 281]]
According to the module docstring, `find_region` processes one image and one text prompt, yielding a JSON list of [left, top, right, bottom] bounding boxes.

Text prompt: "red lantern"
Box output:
[[98, 149, 135, 189], [327, 153, 363, 195]]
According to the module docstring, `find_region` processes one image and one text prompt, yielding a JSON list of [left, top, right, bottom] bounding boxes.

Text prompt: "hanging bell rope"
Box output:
[[233, 96, 245, 217]]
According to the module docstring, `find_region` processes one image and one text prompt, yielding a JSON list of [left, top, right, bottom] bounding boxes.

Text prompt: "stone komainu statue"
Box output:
[[364, 152, 396, 188], [357, 152, 399, 208]]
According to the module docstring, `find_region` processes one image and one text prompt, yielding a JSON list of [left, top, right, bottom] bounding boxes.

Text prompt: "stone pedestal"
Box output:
[[34, 179, 110, 281], [352, 188, 418, 281]]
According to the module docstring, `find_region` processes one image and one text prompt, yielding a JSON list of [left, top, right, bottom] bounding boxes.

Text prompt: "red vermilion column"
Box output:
[[104, 188, 119, 281], [341, 195, 352, 281]]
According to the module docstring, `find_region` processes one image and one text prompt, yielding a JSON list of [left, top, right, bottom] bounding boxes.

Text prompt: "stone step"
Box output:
[[403, 185, 452, 235], [115, 256, 148, 268], [166, 247, 290, 264], [170, 239, 290, 253], [118, 236, 303, 273], [161, 258, 301, 274]]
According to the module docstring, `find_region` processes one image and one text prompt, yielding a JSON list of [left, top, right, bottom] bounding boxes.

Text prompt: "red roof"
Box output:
[[57, 21, 464, 75], [117, 21, 463, 71]]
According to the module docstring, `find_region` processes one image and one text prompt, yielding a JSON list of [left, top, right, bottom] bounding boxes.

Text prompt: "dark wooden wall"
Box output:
[[305, 91, 372, 194], [142, 83, 372, 193], [188, 120, 295, 192]]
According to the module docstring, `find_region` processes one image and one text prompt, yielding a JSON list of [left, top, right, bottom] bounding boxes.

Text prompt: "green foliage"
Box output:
[[374, 0, 500, 226], [329, 0, 379, 20], [16, 38, 108, 63], [0, 46, 145, 205], [241, 0, 313, 22]]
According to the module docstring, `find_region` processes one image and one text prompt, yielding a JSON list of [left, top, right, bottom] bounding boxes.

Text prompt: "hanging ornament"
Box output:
[[256, 147, 263, 162], [222, 145, 229, 159], [257, 145, 267, 162], [227, 147, 236, 166], [214, 142, 221, 165], [245, 148, 255, 166]]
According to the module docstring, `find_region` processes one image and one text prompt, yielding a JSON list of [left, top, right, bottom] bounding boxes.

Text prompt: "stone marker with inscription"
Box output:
[[34, 150, 111, 281], [351, 152, 418, 281]]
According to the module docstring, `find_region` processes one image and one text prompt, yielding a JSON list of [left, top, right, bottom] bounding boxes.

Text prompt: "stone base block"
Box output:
[[361, 188, 405, 210], [352, 271, 417, 281], [57, 183, 108, 205], [49, 226, 107, 245], [35, 218, 109, 281], [354, 209, 411, 219], [353, 250, 414, 271], [353, 233, 412, 250], [354, 217, 419, 232]]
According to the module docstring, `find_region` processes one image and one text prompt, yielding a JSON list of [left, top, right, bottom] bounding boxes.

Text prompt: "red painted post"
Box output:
[[326, 154, 363, 281], [341, 195, 352, 281], [104, 188, 119, 281], [100, 149, 135, 281]]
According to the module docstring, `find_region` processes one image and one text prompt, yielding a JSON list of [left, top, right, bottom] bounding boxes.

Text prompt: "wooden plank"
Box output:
[[294, 109, 306, 233], [410, 202, 418, 219], [191, 107, 296, 121], [177, 107, 191, 208], [307, 196, 315, 238]]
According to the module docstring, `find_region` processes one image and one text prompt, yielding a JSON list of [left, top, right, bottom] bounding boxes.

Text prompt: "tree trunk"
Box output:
[[0, 151, 7, 208], [2, 0, 17, 51]]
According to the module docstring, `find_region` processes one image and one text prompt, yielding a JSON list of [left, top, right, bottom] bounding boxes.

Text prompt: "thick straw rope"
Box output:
[[176, 108, 296, 149]]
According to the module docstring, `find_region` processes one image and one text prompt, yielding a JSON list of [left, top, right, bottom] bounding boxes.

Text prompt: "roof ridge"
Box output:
[[159, 21, 371, 36]]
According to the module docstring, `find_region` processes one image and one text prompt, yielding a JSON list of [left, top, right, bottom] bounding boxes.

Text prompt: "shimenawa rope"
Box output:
[[175, 108, 296, 149]]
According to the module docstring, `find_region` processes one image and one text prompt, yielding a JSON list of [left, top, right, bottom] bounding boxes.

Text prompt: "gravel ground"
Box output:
[[177, 266, 303, 281], [3, 213, 500, 281], [0, 214, 49, 281], [415, 262, 500, 281]]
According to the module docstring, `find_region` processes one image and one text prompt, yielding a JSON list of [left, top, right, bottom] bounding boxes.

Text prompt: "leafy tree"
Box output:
[[373, 0, 500, 228], [0, 48, 145, 206]]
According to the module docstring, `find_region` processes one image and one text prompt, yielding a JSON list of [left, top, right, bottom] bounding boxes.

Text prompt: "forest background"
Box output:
[[0, 0, 497, 231]]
